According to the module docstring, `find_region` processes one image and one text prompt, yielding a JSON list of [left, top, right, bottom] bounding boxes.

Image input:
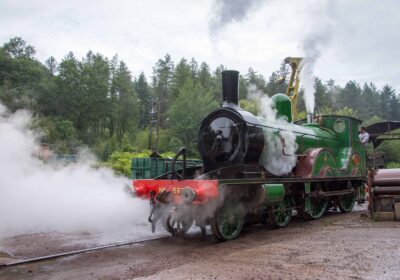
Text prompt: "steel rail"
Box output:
[[0, 235, 168, 269]]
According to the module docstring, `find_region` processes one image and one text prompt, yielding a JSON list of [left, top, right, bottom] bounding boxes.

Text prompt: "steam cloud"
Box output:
[[300, 0, 334, 114], [209, 0, 264, 38], [248, 86, 298, 175], [0, 104, 152, 240]]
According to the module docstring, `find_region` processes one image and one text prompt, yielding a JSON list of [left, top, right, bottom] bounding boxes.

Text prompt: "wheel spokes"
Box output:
[[213, 202, 244, 240]]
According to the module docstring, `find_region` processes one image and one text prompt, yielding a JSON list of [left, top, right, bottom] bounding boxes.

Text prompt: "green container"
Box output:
[[164, 159, 203, 174], [131, 157, 202, 179], [131, 158, 165, 179]]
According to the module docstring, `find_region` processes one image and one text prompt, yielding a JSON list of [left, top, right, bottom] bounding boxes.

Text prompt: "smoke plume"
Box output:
[[248, 86, 298, 175], [209, 0, 264, 38], [300, 0, 334, 114], [0, 104, 152, 240]]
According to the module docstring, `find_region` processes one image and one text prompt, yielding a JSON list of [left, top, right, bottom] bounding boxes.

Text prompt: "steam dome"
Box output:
[[271, 93, 292, 122]]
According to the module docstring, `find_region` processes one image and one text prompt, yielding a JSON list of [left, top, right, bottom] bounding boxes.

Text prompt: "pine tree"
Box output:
[[381, 85, 399, 120], [360, 83, 380, 120], [314, 78, 329, 113], [171, 58, 191, 101], [264, 72, 286, 96], [45, 56, 58, 75], [135, 72, 151, 128], [168, 78, 218, 153], [198, 62, 212, 91], [337, 81, 362, 116], [246, 68, 267, 94], [2, 37, 35, 59], [152, 54, 174, 127], [210, 65, 225, 103], [111, 61, 139, 141]]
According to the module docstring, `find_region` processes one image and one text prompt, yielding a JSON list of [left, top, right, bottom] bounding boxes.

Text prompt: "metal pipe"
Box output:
[[373, 179, 400, 186], [171, 147, 187, 180], [373, 186, 400, 195], [307, 112, 313, 123], [307, 189, 354, 198], [0, 235, 167, 268]]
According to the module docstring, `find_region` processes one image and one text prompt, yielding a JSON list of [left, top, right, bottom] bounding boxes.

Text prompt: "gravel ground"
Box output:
[[1, 207, 400, 280]]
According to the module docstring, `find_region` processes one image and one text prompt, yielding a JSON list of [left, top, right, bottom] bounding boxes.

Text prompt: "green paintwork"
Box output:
[[262, 184, 285, 206], [303, 158, 333, 215], [268, 195, 292, 228], [271, 93, 292, 122], [336, 193, 356, 212], [256, 111, 366, 179], [318, 115, 366, 173], [131, 157, 202, 179], [306, 191, 328, 219], [303, 182, 326, 219], [255, 101, 367, 215], [212, 201, 244, 241]]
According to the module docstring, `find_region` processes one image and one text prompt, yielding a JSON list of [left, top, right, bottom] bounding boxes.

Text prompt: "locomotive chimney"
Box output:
[[307, 112, 313, 123], [221, 70, 239, 107]]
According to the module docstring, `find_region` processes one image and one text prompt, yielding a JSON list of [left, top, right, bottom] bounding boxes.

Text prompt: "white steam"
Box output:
[[300, 0, 334, 114], [0, 105, 152, 240], [300, 58, 316, 114], [248, 86, 298, 175]]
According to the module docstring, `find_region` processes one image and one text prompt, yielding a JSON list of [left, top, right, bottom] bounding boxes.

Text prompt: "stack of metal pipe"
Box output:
[[371, 169, 400, 221]]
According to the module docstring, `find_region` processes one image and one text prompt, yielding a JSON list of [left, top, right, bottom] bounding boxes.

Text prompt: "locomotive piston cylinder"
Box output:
[[262, 184, 285, 206]]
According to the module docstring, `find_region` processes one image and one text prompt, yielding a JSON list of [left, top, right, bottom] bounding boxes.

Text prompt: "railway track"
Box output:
[[0, 235, 168, 268]]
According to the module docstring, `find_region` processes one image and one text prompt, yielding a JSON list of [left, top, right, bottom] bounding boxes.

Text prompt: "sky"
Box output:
[[0, 0, 399, 91]]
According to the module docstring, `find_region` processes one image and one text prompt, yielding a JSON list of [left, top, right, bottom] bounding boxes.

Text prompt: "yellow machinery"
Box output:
[[276, 57, 303, 120]]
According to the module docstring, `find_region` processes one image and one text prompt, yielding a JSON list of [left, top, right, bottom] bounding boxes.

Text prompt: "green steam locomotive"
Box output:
[[132, 70, 367, 241]]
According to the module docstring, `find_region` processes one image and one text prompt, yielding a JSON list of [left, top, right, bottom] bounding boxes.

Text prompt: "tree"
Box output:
[[171, 58, 191, 101], [238, 74, 249, 100], [246, 68, 267, 94], [55, 52, 84, 129], [80, 51, 110, 142], [168, 79, 218, 154], [380, 85, 399, 121], [189, 58, 198, 80], [134, 72, 151, 128], [240, 99, 259, 115], [314, 78, 329, 114], [45, 56, 58, 75], [198, 62, 212, 91], [264, 72, 286, 96], [2, 37, 35, 59], [325, 80, 341, 111], [211, 65, 225, 103], [152, 54, 174, 127], [360, 83, 380, 120], [111, 61, 139, 141], [0, 38, 48, 112], [389, 90, 400, 121], [320, 106, 357, 117], [337, 81, 362, 115]]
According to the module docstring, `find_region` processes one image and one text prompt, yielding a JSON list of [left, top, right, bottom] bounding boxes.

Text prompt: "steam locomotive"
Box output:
[[132, 70, 367, 241]]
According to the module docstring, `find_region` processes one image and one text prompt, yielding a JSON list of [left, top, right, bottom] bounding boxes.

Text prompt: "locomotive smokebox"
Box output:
[[222, 70, 239, 107]]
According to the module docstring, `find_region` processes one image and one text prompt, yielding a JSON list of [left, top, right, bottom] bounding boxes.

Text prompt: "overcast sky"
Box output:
[[1, 0, 399, 91]]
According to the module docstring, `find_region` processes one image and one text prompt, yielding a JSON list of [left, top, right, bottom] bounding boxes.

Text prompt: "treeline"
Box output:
[[1, 37, 399, 162]]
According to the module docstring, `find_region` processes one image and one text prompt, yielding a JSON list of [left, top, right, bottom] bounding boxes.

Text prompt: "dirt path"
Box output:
[[1, 210, 400, 280]]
